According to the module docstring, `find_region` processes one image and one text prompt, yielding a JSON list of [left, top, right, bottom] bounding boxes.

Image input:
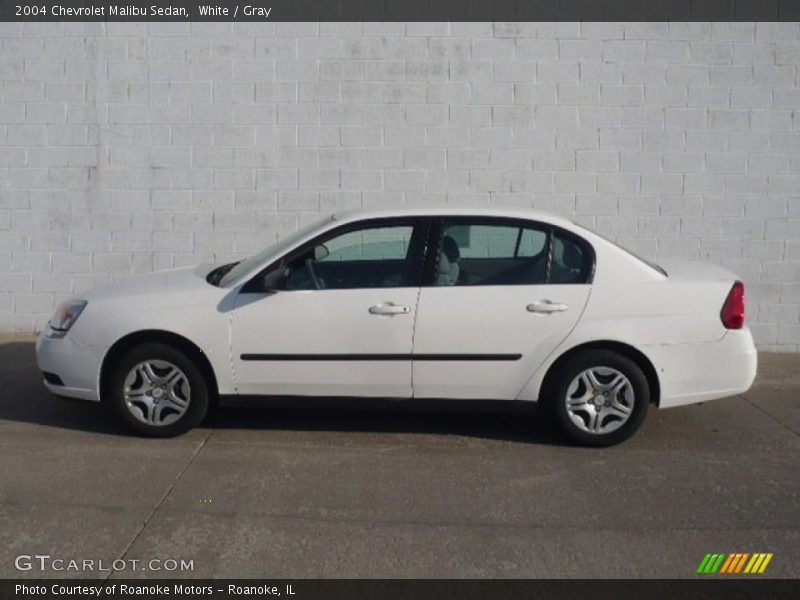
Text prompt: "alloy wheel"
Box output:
[[564, 366, 634, 435], [123, 360, 191, 427]]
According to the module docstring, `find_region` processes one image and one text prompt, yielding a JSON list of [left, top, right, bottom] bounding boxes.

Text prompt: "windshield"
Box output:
[[217, 215, 334, 287]]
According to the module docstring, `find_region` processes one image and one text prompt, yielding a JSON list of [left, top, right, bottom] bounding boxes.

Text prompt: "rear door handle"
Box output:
[[527, 300, 568, 314], [369, 303, 411, 316]]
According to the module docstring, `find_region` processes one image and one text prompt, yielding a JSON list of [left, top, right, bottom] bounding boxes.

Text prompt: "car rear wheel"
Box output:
[[108, 342, 209, 437], [550, 350, 649, 446]]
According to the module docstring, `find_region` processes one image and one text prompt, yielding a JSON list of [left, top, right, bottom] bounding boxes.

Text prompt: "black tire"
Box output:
[[549, 350, 650, 447], [106, 342, 209, 437]]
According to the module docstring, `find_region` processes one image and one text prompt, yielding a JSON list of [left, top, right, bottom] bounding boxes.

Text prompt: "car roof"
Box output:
[[331, 206, 575, 228]]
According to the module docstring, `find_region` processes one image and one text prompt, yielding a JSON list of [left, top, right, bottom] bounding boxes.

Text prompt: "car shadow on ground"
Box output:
[[0, 340, 568, 446]]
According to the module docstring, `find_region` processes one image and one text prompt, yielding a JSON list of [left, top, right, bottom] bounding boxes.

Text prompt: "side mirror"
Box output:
[[313, 244, 329, 261]]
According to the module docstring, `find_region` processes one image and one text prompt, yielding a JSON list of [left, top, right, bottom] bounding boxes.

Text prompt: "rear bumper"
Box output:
[[645, 329, 757, 409], [36, 330, 104, 402]]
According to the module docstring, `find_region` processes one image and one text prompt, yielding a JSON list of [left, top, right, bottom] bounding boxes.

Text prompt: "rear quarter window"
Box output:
[[549, 232, 593, 284]]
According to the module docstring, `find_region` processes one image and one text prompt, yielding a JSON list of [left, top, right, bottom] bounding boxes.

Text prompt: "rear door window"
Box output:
[[432, 219, 593, 286], [434, 221, 549, 286]]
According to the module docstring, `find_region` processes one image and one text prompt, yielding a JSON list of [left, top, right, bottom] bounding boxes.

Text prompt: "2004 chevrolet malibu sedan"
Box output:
[[37, 208, 757, 446]]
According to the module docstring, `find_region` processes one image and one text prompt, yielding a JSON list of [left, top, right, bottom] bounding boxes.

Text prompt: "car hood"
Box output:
[[77, 264, 217, 302], [658, 259, 738, 282]]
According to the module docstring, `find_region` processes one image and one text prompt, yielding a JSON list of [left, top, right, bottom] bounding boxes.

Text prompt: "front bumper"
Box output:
[[36, 330, 105, 402]]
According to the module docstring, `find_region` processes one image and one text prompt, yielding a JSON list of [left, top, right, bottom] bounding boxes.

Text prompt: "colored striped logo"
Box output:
[[696, 553, 773, 574]]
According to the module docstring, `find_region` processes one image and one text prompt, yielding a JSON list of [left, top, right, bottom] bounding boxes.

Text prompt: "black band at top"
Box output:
[[1, 0, 799, 22]]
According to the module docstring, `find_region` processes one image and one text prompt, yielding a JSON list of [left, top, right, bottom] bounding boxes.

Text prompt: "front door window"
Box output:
[[285, 224, 416, 290]]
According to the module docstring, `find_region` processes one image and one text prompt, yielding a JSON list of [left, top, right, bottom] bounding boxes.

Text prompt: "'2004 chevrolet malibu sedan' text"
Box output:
[[37, 208, 757, 445]]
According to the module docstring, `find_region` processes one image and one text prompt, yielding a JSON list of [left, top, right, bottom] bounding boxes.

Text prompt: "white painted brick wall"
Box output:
[[1, 21, 799, 350]]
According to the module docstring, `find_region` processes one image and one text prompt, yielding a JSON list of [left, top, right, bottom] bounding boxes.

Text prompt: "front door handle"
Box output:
[[369, 303, 411, 316], [527, 300, 568, 314]]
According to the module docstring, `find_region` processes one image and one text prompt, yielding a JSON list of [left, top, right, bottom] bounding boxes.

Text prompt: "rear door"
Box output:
[[411, 217, 593, 400]]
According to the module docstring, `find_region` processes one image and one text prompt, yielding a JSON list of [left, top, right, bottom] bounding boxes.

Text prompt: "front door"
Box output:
[[412, 218, 593, 400], [230, 219, 427, 398]]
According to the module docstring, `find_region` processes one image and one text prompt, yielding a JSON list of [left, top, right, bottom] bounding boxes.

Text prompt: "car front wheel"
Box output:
[[551, 350, 650, 447], [107, 342, 209, 437]]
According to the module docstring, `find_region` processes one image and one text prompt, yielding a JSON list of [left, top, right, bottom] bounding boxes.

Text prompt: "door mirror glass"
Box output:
[[313, 244, 330, 261]]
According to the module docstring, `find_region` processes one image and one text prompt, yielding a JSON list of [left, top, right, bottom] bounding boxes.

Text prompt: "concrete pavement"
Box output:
[[0, 335, 798, 578]]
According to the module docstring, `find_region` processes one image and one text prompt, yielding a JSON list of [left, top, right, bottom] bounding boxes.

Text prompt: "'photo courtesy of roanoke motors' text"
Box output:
[[15, 583, 296, 597]]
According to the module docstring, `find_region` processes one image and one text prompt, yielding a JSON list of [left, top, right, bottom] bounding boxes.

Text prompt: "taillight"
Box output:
[[720, 281, 745, 329]]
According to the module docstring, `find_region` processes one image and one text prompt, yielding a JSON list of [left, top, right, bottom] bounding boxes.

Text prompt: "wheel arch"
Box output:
[[99, 330, 219, 403], [539, 340, 661, 407]]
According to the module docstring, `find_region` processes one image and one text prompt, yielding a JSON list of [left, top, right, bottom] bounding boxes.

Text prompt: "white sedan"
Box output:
[[36, 208, 757, 445]]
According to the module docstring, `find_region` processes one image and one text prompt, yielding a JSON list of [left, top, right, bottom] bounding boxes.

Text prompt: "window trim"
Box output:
[[513, 227, 523, 258], [241, 217, 431, 293], [422, 216, 596, 287], [545, 227, 555, 283]]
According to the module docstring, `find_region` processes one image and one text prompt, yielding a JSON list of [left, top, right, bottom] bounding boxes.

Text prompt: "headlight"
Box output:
[[47, 299, 87, 338]]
